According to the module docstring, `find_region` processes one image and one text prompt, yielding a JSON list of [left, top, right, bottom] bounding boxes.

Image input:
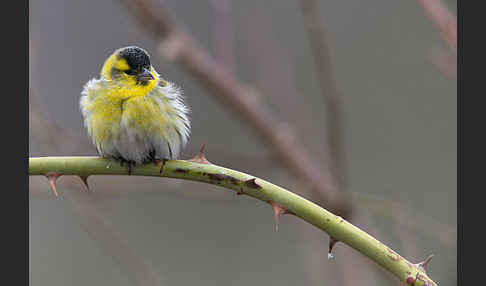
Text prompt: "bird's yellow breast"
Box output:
[[121, 94, 168, 135], [80, 46, 190, 163], [80, 81, 169, 151]]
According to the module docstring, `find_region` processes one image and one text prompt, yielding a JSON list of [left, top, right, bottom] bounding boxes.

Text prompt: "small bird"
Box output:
[[80, 46, 190, 173]]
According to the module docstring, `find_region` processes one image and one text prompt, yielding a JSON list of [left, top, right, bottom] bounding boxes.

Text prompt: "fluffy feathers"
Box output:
[[80, 46, 190, 164]]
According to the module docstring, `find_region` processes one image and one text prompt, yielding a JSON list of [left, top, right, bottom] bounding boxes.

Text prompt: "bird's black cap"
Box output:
[[118, 46, 151, 70]]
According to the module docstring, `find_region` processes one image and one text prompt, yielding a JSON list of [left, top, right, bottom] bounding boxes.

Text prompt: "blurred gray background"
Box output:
[[29, 0, 457, 285]]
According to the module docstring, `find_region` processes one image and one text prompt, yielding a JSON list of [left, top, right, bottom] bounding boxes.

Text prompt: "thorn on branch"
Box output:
[[45, 172, 61, 197], [417, 254, 434, 271], [153, 159, 167, 175], [244, 178, 261, 189], [78, 175, 90, 191], [328, 236, 339, 259], [269, 200, 293, 232], [189, 143, 212, 164]]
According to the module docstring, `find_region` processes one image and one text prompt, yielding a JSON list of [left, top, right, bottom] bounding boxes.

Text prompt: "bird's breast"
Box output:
[[116, 94, 169, 145]]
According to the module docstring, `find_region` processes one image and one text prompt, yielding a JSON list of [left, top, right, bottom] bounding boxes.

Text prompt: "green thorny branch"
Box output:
[[29, 148, 437, 286]]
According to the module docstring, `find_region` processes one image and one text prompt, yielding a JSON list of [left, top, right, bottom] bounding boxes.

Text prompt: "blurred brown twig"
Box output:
[[209, 0, 236, 74], [417, 0, 457, 55], [240, 7, 311, 129], [417, 0, 457, 81], [429, 46, 457, 80], [299, 0, 348, 192], [63, 177, 165, 286], [299, 2, 361, 284], [120, 0, 351, 217]]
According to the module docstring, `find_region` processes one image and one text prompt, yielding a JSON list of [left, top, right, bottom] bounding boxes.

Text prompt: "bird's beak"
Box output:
[[137, 68, 154, 82]]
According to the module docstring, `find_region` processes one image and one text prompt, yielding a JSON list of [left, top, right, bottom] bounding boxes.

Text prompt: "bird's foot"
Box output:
[[152, 159, 167, 175], [127, 161, 134, 175], [117, 158, 134, 175]]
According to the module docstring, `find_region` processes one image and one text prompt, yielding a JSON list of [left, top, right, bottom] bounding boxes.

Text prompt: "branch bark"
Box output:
[[29, 156, 437, 286]]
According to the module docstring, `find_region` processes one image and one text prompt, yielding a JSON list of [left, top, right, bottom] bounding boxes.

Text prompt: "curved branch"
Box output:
[[29, 156, 436, 286]]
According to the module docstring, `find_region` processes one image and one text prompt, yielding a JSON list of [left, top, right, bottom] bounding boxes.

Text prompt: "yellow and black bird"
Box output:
[[80, 46, 190, 173]]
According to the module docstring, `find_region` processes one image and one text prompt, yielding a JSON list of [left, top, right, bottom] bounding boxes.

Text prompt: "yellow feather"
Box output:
[[80, 47, 190, 164]]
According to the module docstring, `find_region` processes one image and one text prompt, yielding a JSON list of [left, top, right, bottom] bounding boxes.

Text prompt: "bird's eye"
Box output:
[[124, 70, 136, 75]]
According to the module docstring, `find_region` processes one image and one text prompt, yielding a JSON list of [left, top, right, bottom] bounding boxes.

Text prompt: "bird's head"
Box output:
[[100, 46, 160, 92]]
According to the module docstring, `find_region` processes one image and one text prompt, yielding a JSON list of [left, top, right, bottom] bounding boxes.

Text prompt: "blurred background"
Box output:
[[29, 0, 457, 285]]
